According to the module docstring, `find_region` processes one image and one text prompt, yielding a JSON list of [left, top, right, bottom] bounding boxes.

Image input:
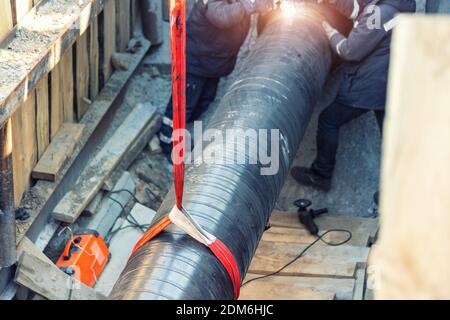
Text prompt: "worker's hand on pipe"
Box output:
[[322, 21, 339, 39]]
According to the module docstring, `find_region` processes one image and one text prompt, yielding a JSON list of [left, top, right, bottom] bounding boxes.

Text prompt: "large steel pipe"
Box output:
[[110, 4, 348, 300]]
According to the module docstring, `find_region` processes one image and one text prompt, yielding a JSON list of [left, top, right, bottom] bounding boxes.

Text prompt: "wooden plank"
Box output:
[[20, 91, 37, 195], [17, 236, 52, 265], [372, 16, 450, 300], [53, 103, 158, 223], [15, 252, 106, 300], [352, 265, 366, 300], [50, 61, 63, 138], [13, 0, 34, 24], [82, 192, 103, 217], [102, 169, 123, 192], [61, 49, 74, 123], [16, 235, 54, 300], [35, 74, 50, 158], [130, 0, 138, 37], [102, 0, 116, 83], [240, 283, 335, 300], [0, 1, 13, 42], [15, 38, 150, 245], [76, 31, 90, 120], [7, 0, 37, 207], [115, 0, 130, 52], [270, 210, 378, 243], [12, 92, 37, 206], [249, 240, 369, 278], [89, 17, 100, 99], [32, 123, 85, 181], [102, 108, 162, 191], [0, 0, 106, 128], [241, 274, 354, 300], [263, 225, 371, 247], [11, 106, 24, 206], [113, 104, 161, 172]]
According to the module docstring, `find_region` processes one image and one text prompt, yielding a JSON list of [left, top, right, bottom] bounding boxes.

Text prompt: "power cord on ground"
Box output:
[[104, 189, 152, 244], [241, 229, 352, 287]]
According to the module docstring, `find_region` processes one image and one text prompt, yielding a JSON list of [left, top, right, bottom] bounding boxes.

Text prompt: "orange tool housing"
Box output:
[[56, 230, 110, 288]]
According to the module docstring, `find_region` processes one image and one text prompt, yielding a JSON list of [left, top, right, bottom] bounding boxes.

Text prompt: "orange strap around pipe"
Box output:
[[170, 0, 186, 209]]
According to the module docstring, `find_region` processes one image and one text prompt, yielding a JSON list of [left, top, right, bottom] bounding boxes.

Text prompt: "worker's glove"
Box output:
[[322, 21, 339, 39]]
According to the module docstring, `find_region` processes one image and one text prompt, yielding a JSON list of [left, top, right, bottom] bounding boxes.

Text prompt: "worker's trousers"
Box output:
[[311, 101, 385, 179], [159, 73, 219, 155]]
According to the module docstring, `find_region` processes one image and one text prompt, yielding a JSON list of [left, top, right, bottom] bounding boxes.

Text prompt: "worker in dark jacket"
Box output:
[[291, 0, 416, 191], [159, 0, 274, 159]]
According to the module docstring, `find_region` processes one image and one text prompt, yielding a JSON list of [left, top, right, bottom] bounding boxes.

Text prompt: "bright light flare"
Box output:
[[279, 0, 301, 20]]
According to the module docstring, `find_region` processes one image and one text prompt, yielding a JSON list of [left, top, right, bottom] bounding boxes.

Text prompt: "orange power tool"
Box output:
[[56, 230, 110, 288]]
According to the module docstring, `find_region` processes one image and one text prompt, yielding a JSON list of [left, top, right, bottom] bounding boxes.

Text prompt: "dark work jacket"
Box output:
[[187, 0, 251, 78], [426, 0, 450, 14], [330, 0, 416, 110]]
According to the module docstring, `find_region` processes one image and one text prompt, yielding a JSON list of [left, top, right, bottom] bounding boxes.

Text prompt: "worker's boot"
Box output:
[[290, 167, 332, 192]]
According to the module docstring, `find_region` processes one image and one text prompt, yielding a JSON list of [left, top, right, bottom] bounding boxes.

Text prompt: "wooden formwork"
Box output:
[[0, 0, 137, 207]]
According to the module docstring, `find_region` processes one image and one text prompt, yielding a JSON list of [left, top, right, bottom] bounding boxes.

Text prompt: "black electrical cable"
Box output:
[[109, 186, 163, 204], [106, 223, 152, 246], [241, 229, 352, 287], [106, 195, 146, 232], [104, 189, 153, 244], [108, 188, 142, 204], [145, 187, 163, 202], [109, 223, 151, 234]]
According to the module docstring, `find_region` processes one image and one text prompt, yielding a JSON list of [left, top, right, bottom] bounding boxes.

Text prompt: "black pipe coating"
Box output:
[[110, 5, 349, 300]]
